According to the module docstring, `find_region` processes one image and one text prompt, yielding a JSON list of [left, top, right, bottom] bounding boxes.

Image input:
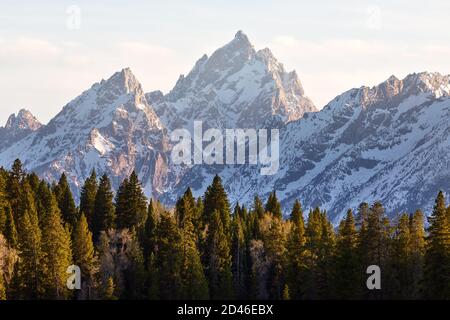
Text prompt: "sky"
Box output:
[[1, 0, 450, 124]]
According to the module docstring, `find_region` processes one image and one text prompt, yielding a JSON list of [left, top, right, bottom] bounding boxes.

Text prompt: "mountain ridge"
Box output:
[[1, 31, 449, 222]]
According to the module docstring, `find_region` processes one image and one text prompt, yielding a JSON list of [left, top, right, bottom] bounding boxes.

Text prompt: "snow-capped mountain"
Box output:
[[1, 30, 449, 222], [0, 68, 170, 196], [147, 31, 316, 130], [0, 109, 42, 151], [167, 71, 450, 223]]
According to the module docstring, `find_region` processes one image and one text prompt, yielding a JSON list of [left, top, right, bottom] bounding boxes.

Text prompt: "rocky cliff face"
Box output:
[[1, 32, 449, 222], [148, 31, 316, 131], [0, 109, 42, 151]]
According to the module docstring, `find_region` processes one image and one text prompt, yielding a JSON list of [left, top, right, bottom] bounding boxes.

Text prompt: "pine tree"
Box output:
[[409, 210, 425, 299], [115, 171, 147, 230], [265, 191, 282, 219], [179, 191, 209, 299], [203, 175, 231, 234], [92, 174, 115, 241], [55, 174, 78, 227], [390, 213, 413, 299], [423, 191, 450, 299], [260, 213, 287, 299], [143, 199, 158, 268], [3, 206, 17, 248], [7, 159, 25, 220], [122, 229, 146, 299], [286, 200, 307, 299], [155, 212, 183, 299], [79, 170, 98, 228], [253, 196, 265, 219], [206, 209, 234, 299], [72, 214, 97, 299], [333, 209, 360, 299], [41, 192, 73, 299], [16, 184, 44, 299], [35, 180, 54, 223], [231, 212, 247, 299]]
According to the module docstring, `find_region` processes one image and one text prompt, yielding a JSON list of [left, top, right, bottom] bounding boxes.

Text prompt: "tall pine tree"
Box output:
[[92, 174, 115, 241], [79, 170, 98, 228], [423, 191, 450, 299]]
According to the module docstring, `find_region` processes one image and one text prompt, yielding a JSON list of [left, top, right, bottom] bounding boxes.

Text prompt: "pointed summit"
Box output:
[[156, 31, 315, 129], [99, 67, 142, 97], [5, 109, 42, 131], [0, 108, 42, 151]]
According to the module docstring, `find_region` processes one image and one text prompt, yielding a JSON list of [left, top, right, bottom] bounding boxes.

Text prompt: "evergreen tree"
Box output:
[[143, 199, 158, 268], [265, 191, 282, 219], [7, 159, 25, 218], [41, 192, 73, 299], [423, 191, 450, 299], [92, 174, 115, 241], [231, 211, 248, 299], [179, 193, 209, 299], [79, 170, 98, 228], [55, 174, 78, 227], [390, 213, 413, 299], [253, 195, 265, 219], [286, 200, 307, 299], [123, 229, 146, 299], [3, 206, 17, 248], [409, 210, 425, 299], [260, 213, 287, 299], [16, 185, 44, 299], [203, 175, 231, 235], [155, 212, 183, 299], [35, 180, 54, 223], [72, 214, 97, 299], [206, 209, 234, 299], [115, 171, 147, 230], [333, 209, 360, 299]]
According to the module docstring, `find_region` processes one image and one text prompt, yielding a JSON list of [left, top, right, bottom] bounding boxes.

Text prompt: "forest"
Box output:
[[0, 159, 449, 300]]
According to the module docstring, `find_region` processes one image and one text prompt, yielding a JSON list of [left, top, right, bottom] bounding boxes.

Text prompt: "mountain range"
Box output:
[[1, 31, 449, 223]]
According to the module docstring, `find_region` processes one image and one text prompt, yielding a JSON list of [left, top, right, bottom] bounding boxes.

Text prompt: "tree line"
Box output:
[[0, 159, 449, 300]]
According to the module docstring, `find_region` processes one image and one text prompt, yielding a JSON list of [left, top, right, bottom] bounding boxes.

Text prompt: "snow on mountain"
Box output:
[[160, 71, 450, 223], [148, 31, 316, 130], [1, 30, 449, 223], [0, 109, 42, 151], [0, 68, 170, 197]]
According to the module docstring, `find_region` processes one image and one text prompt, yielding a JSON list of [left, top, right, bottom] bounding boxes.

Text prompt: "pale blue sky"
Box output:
[[1, 0, 450, 123]]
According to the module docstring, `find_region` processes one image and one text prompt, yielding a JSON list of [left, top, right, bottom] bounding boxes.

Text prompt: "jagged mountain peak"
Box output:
[[5, 108, 42, 131], [325, 71, 450, 113], [157, 31, 316, 129], [97, 67, 143, 100]]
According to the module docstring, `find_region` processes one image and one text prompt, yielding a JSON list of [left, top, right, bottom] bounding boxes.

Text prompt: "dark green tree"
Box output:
[[333, 209, 360, 299], [92, 174, 115, 241], [265, 191, 282, 219], [79, 170, 98, 228], [286, 200, 307, 299], [423, 191, 450, 299], [206, 209, 234, 299], [115, 171, 147, 231], [55, 173, 78, 227], [41, 192, 73, 299], [72, 214, 97, 299]]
